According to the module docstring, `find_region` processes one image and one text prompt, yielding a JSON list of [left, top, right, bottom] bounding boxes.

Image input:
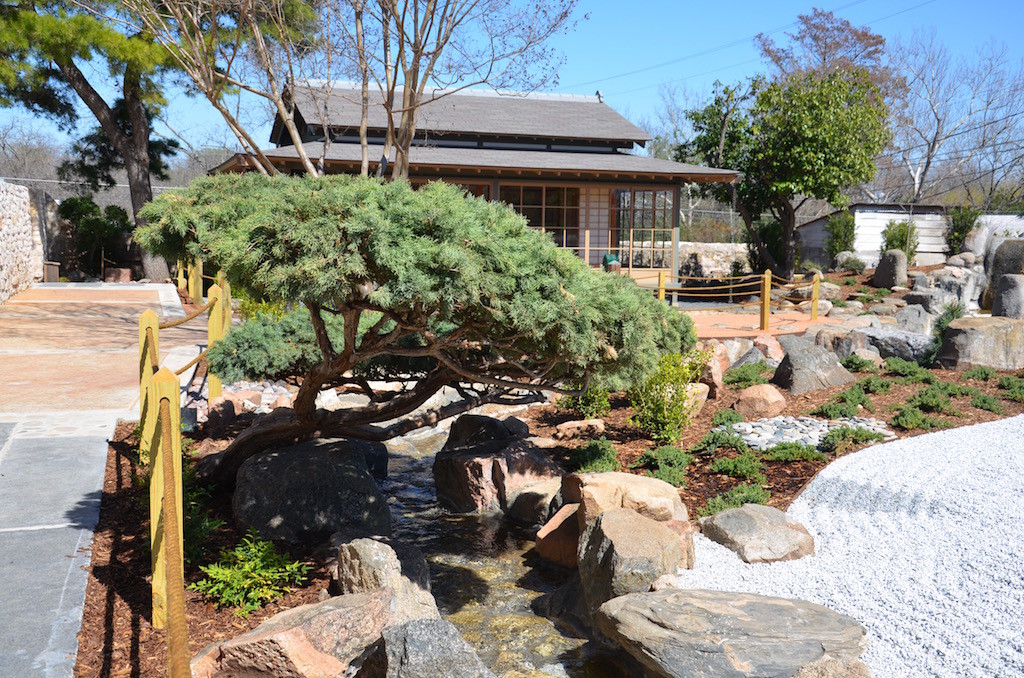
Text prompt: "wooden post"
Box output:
[[760, 270, 771, 332], [810, 272, 821, 321], [188, 258, 203, 304], [657, 270, 667, 301], [207, 284, 224, 400], [176, 260, 186, 290], [220, 278, 232, 333], [139, 310, 160, 461], [149, 368, 183, 630]]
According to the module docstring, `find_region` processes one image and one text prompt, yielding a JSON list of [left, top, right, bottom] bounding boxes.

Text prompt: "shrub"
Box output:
[[811, 384, 873, 418], [889, 405, 951, 431], [189, 531, 309, 616], [824, 211, 856, 265], [844, 277, 860, 286], [906, 385, 962, 416], [628, 350, 710, 444], [819, 427, 886, 455], [632, 445, 695, 487], [569, 437, 619, 473], [884, 357, 936, 383], [946, 206, 982, 255], [832, 299, 848, 308], [699, 484, 771, 517], [709, 453, 767, 484], [929, 380, 979, 398], [688, 429, 750, 456], [997, 376, 1024, 402], [842, 257, 866, 275], [723, 362, 774, 389], [712, 409, 744, 427], [857, 376, 894, 394], [880, 220, 919, 263], [58, 195, 133, 275], [183, 479, 225, 565], [840, 354, 875, 373], [764, 442, 826, 462], [558, 385, 611, 420], [235, 287, 288, 322], [810, 401, 858, 419], [972, 394, 1004, 414], [962, 366, 997, 382], [924, 302, 966, 366]]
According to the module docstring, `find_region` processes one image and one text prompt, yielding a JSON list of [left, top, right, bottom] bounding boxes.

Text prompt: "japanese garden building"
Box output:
[[213, 84, 738, 283]]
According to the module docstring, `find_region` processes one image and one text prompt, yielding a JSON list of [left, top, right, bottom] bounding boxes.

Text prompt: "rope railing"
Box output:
[[159, 297, 218, 330]]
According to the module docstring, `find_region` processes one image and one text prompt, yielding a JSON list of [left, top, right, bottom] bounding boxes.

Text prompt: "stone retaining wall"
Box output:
[[0, 182, 35, 304], [678, 242, 749, 277]]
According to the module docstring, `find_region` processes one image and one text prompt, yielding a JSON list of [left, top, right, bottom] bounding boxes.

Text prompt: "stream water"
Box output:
[[382, 430, 625, 678]]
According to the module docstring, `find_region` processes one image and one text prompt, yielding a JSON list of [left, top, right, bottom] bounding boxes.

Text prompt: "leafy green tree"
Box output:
[[137, 175, 695, 486], [57, 196, 132, 274], [945, 206, 982, 255], [824, 211, 856, 265], [677, 71, 889, 278], [0, 0, 174, 280]]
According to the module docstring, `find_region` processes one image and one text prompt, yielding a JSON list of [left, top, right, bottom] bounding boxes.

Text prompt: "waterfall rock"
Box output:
[[360, 620, 496, 678]]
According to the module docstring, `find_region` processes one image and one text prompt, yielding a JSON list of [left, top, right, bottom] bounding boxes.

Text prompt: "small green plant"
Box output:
[[842, 257, 866, 275], [962, 366, 997, 382], [971, 394, 1004, 414], [946, 206, 982, 255], [857, 376, 894, 394], [189, 531, 309, 616], [628, 350, 710, 444], [824, 211, 856, 265], [907, 385, 962, 416], [183, 481, 226, 565], [889, 405, 951, 431], [924, 302, 966, 366], [871, 287, 892, 299], [856, 285, 872, 295], [558, 385, 611, 419], [844, 277, 860, 286], [880, 219, 919, 263], [811, 384, 874, 418], [764, 442, 827, 462], [570, 437, 620, 473], [997, 376, 1024, 402], [929, 381, 979, 398], [819, 426, 887, 455], [723, 362, 774, 389], [712, 409, 744, 427], [832, 299, 848, 308], [699, 484, 771, 517], [884, 357, 936, 383], [709, 453, 766, 485], [688, 429, 750, 456], [840, 354, 875, 372], [632, 445, 695, 487], [810, 401, 859, 419]]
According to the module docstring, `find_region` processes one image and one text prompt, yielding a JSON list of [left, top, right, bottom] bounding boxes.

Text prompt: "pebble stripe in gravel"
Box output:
[[673, 414, 1024, 677], [719, 416, 896, 450]]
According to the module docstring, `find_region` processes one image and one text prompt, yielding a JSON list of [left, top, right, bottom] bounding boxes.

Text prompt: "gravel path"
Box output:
[[673, 415, 1024, 677]]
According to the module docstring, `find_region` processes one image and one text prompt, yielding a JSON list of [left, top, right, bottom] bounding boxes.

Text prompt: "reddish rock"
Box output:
[[734, 383, 787, 419], [271, 394, 293, 409], [753, 334, 785, 362], [684, 383, 710, 417], [494, 437, 563, 510], [206, 395, 238, 431], [103, 267, 132, 283], [707, 340, 731, 373], [562, 471, 689, 532], [700, 356, 725, 399], [554, 418, 605, 440], [535, 503, 581, 568], [662, 519, 698, 570]]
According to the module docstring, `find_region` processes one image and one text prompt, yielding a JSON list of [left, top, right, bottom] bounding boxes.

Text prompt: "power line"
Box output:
[[0, 176, 184, 191]]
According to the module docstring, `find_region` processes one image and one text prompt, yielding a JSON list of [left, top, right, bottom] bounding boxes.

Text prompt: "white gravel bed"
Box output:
[[673, 415, 1024, 677]]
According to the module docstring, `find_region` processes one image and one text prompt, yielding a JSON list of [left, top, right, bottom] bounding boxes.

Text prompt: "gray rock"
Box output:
[[936, 316, 1024, 370], [937, 271, 984, 309], [772, 335, 855, 394], [504, 477, 562, 529], [894, 304, 933, 335], [873, 249, 908, 288], [360, 619, 496, 678], [332, 538, 438, 625], [903, 287, 959, 314], [698, 504, 814, 563], [500, 415, 531, 438], [577, 508, 684, 617], [992, 274, 1024, 318], [946, 254, 967, 267], [593, 589, 867, 678], [442, 414, 513, 452], [234, 439, 392, 546], [791, 280, 842, 301], [855, 327, 933, 364], [732, 346, 772, 370], [982, 239, 1024, 308]]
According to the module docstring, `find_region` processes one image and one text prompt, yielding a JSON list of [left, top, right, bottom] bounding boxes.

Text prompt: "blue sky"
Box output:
[[3, 0, 1023, 158]]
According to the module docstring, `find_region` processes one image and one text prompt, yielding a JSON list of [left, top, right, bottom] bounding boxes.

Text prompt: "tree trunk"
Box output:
[[124, 148, 170, 281]]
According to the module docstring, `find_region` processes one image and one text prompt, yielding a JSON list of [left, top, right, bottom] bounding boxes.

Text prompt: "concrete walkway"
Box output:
[[0, 283, 203, 676], [690, 307, 840, 339]]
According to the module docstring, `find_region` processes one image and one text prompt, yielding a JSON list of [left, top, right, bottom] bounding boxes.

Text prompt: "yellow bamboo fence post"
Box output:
[[176, 260, 186, 290], [139, 310, 160, 460], [220, 279, 232, 332], [207, 284, 224, 400], [810, 272, 821, 321], [657, 270, 667, 302], [149, 368, 184, 631], [760, 270, 772, 332], [188, 258, 203, 304]]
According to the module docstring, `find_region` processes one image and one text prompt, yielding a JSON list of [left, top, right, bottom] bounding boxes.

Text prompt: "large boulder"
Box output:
[[504, 477, 562, 529], [903, 287, 958, 314], [733, 384, 787, 420], [577, 508, 684, 616], [332, 538, 438, 624], [192, 590, 393, 677], [936, 316, 1024, 370], [791, 280, 842, 301], [593, 589, 868, 678], [982, 239, 1024, 308], [442, 414, 514, 452], [561, 471, 689, 530], [698, 504, 814, 563], [432, 436, 562, 514], [854, 327, 933, 364], [772, 336, 855, 394], [873, 249, 908, 288], [554, 418, 605, 440], [234, 438, 392, 546], [992, 274, 1024, 318], [893, 304, 933, 335], [360, 619, 496, 678]]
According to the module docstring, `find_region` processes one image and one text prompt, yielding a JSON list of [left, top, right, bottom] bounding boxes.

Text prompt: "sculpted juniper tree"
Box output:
[[137, 175, 695, 486], [121, 0, 578, 179], [678, 71, 889, 278]]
